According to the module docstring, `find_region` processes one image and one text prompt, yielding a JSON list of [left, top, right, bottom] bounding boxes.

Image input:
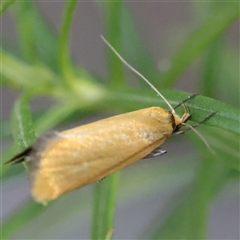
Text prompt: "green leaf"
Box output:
[[13, 1, 59, 71], [200, 37, 224, 97], [121, 8, 161, 86], [0, 119, 11, 139], [91, 173, 119, 240], [199, 128, 240, 172], [34, 103, 81, 135], [11, 92, 36, 150], [13, 1, 38, 63], [104, 89, 240, 134], [102, 1, 125, 87], [181, 94, 239, 135], [1, 94, 39, 239], [161, 3, 240, 87], [59, 0, 78, 86], [0, 0, 16, 15], [1, 49, 59, 93]]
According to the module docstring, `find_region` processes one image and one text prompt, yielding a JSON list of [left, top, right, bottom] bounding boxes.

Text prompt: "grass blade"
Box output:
[[11, 92, 35, 150], [1, 49, 58, 92], [161, 3, 240, 87], [91, 173, 119, 240], [102, 1, 125, 87], [0, 0, 16, 15], [13, 1, 39, 64], [104, 89, 240, 134], [121, 7, 161, 87], [12, 1, 59, 72], [34, 103, 80, 135], [59, 0, 78, 86]]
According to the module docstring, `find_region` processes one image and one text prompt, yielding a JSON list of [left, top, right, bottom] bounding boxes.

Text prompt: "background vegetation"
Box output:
[[1, 1, 239, 239]]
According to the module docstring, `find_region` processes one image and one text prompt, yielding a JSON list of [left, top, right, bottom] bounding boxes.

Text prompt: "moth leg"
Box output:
[[175, 112, 216, 135], [173, 94, 198, 110], [143, 147, 167, 159]]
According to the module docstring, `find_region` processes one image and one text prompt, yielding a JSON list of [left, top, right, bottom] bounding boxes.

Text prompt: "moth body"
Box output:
[[9, 107, 183, 203]]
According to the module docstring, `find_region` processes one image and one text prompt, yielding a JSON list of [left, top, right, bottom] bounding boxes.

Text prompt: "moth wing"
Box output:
[[10, 107, 173, 203]]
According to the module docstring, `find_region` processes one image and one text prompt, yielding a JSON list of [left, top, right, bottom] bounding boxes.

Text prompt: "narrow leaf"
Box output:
[[13, 1, 39, 63], [121, 8, 161, 86], [104, 89, 240, 134], [91, 173, 119, 240], [0, 0, 16, 15], [34, 103, 80, 135], [59, 0, 78, 86], [102, 1, 125, 87], [161, 3, 240, 87], [1, 49, 59, 92], [13, 1, 59, 71], [11, 92, 35, 150]]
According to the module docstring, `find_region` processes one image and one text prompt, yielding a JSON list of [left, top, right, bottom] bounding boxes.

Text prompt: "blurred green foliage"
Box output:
[[1, 1, 239, 239]]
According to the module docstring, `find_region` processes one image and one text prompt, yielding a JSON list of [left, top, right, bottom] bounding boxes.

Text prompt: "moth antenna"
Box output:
[[182, 123, 215, 154], [101, 35, 175, 113]]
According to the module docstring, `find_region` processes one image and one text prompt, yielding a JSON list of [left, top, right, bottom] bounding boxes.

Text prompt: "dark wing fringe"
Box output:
[[4, 147, 32, 165], [4, 131, 59, 165]]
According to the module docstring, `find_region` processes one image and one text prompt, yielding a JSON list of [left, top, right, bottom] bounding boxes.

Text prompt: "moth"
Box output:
[[5, 37, 214, 203]]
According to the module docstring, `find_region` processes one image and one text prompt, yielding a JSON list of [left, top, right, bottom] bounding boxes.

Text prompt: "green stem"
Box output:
[[59, 0, 78, 87], [91, 173, 119, 240], [103, 1, 125, 87]]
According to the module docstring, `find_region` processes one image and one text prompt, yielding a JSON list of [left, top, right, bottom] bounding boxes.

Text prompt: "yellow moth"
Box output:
[[6, 36, 214, 203]]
